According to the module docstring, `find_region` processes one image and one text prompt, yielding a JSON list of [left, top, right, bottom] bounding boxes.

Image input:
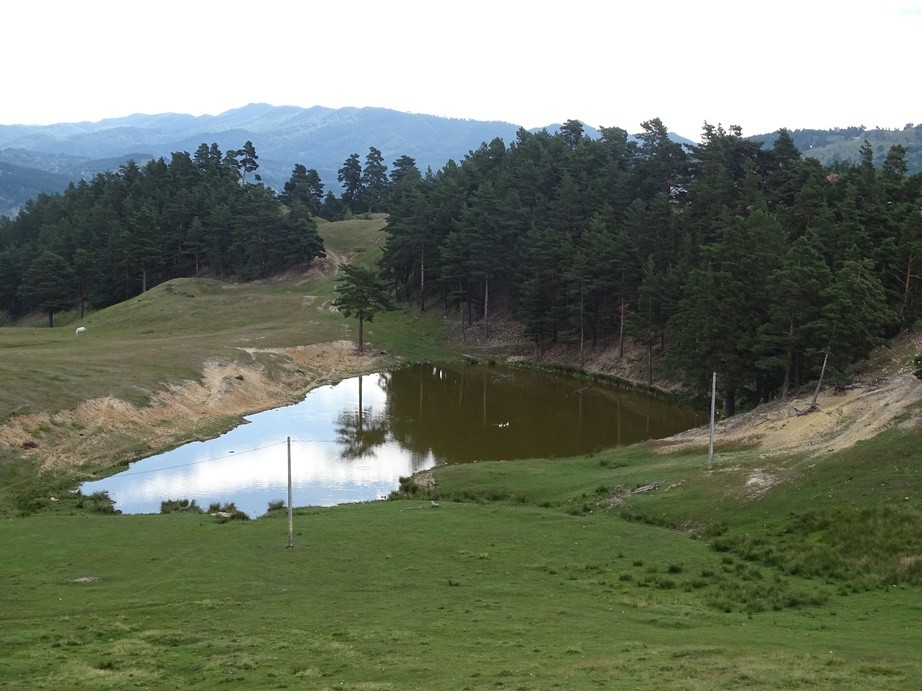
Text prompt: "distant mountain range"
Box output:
[[1, 104, 918, 217]]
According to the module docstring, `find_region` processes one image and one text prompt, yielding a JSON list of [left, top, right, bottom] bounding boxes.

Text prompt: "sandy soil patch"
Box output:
[[660, 372, 922, 457], [659, 331, 922, 457]]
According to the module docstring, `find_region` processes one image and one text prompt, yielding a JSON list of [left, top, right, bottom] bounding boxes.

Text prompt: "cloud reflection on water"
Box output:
[[81, 374, 435, 517]]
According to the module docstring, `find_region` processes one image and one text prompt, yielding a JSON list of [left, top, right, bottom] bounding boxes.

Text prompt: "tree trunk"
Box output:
[[419, 243, 426, 312], [724, 387, 736, 418], [646, 339, 653, 386], [781, 359, 791, 403], [579, 290, 585, 369], [781, 319, 794, 402], [357, 316, 365, 354], [809, 349, 830, 410], [482, 276, 489, 340], [459, 281, 466, 343], [618, 296, 626, 359], [900, 252, 917, 321]]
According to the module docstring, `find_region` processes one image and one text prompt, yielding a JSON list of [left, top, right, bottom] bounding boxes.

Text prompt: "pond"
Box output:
[[80, 362, 704, 517]]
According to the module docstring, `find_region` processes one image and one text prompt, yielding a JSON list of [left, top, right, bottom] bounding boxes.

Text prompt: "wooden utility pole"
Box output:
[[809, 350, 830, 411], [286, 436, 294, 549], [708, 372, 716, 471]]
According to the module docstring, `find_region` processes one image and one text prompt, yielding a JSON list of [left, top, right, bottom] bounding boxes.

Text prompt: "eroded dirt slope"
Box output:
[[658, 330, 922, 457], [0, 340, 387, 474]]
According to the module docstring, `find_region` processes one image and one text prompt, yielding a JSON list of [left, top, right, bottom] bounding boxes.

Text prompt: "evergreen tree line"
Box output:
[[380, 119, 922, 414], [0, 142, 328, 325], [0, 139, 427, 326]]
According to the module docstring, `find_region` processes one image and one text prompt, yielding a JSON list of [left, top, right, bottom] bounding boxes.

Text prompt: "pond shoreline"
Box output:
[[2, 334, 698, 503], [77, 361, 702, 516]]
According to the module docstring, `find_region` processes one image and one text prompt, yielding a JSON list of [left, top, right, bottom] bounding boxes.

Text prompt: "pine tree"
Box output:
[[332, 265, 395, 353], [338, 153, 364, 213], [362, 147, 389, 212], [17, 251, 75, 326]]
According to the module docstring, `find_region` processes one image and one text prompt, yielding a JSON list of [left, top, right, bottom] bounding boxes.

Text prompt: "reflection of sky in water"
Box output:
[[81, 374, 435, 517]]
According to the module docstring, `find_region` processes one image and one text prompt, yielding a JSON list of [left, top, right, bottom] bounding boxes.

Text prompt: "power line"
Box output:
[[95, 440, 288, 478], [91, 438, 345, 478]]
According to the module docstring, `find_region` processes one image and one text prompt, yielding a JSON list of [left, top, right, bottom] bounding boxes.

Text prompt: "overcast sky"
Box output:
[[3, 0, 918, 140]]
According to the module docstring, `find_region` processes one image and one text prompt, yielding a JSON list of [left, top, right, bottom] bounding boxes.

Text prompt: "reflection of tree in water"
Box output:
[[325, 364, 701, 465], [381, 363, 704, 463], [334, 375, 391, 459], [335, 408, 389, 459]]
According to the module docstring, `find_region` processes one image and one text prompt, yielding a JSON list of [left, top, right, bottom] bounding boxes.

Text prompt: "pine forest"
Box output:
[[2, 120, 921, 415]]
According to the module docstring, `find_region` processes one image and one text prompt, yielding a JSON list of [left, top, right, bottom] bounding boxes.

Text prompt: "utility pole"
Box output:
[[708, 372, 716, 471], [287, 436, 294, 548], [809, 349, 830, 412]]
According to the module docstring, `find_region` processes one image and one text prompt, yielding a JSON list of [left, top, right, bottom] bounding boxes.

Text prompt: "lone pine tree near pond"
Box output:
[[332, 264, 395, 353]]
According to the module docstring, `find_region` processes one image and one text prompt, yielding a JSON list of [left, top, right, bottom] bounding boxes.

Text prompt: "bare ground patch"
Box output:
[[659, 330, 922, 459], [661, 372, 922, 459], [745, 469, 782, 499]]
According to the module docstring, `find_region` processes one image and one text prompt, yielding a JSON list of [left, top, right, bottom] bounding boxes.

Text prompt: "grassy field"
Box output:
[[0, 215, 438, 422], [1, 465, 920, 689], [1, 216, 921, 688]]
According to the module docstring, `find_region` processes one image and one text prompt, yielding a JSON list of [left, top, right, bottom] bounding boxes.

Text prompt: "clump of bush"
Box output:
[[712, 505, 922, 589], [391, 475, 423, 498], [82, 490, 118, 514], [160, 498, 203, 514], [266, 499, 286, 512], [205, 501, 249, 522]]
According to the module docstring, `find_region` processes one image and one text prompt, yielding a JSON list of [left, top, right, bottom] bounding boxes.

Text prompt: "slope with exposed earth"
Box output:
[[657, 330, 922, 457]]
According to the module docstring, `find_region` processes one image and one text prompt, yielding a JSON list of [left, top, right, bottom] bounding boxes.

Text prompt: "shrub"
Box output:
[[215, 510, 250, 523], [87, 490, 117, 514], [160, 498, 203, 514]]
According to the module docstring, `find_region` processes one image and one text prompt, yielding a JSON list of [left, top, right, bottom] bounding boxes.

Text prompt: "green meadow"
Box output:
[[1, 217, 920, 688]]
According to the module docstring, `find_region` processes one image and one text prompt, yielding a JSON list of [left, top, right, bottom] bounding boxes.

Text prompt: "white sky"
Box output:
[[3, 0, 919, 140]]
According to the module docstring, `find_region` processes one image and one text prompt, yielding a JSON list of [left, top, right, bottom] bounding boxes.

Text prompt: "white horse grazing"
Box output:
[[75, 326, 87, 336]]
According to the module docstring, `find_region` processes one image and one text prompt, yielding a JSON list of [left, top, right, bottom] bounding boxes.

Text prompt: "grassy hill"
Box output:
[[0, 217, 920, 688], [753, 123, 922, 172]]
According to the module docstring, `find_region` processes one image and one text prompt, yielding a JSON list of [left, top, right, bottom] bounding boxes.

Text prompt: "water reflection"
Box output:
[[80, 363, 703, 517]]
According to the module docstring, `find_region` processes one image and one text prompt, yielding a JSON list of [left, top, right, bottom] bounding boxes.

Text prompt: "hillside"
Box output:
[[1, 222, 920, 687], [752, 123, 922, 171], [0, 160, 72, 214], [3, 279, 918, 487]]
